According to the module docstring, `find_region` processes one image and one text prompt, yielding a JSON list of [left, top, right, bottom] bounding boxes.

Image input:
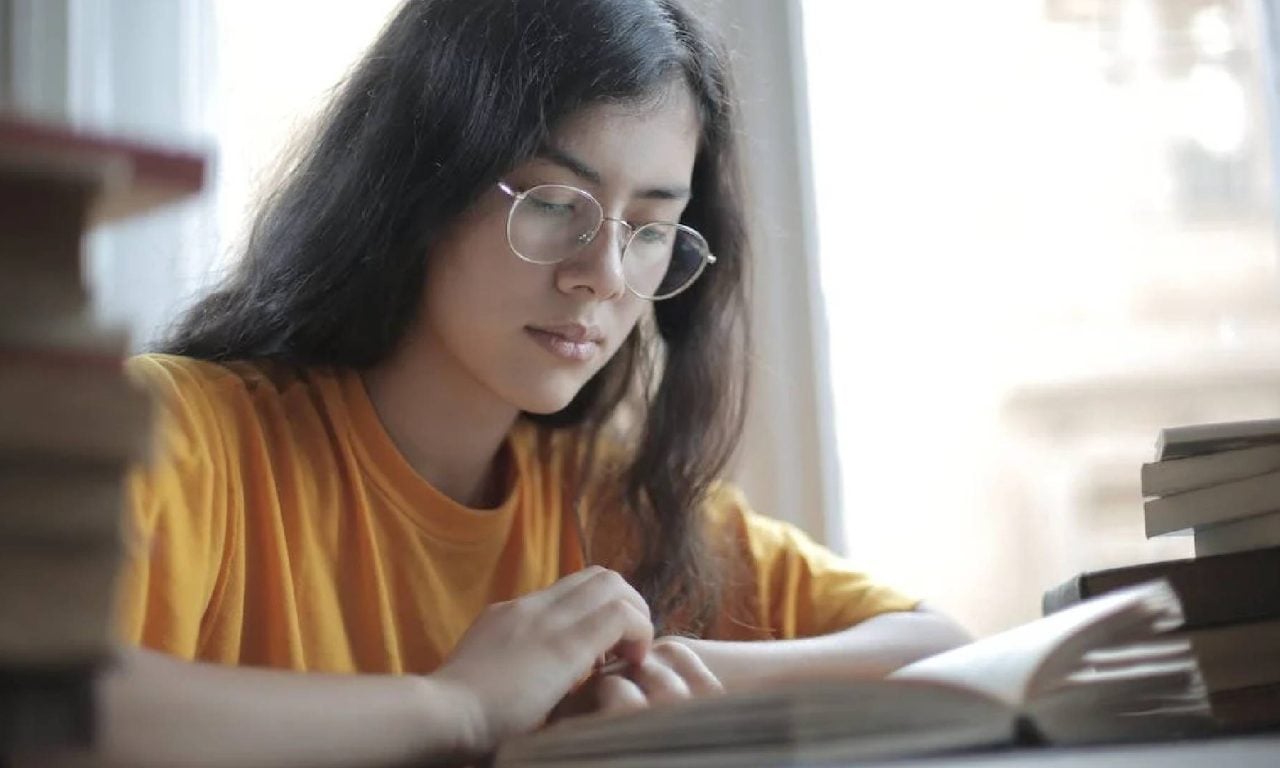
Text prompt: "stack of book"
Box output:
[[0, 116, 203, 750], [1044, 417, 1280, 733], [1142, 419, 1280, 555]]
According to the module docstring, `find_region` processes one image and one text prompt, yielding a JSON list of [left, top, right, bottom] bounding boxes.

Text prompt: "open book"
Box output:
[[496, 581, 1211, 767]]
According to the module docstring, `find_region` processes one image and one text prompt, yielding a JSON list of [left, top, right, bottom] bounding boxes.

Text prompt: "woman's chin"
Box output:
[[498, 365, 597, 417], [511, 385, 581, 417]]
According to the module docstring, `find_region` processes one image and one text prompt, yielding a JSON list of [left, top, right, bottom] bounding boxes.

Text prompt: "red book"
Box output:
[[0, 113, 206, 225], [0, 114, 207, 334]]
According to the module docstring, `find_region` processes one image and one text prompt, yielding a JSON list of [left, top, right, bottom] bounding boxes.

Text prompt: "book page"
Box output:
[[891, 581, 1182, 706], [1029, 657, 1210, 742], [496, 678, 1015, 767]]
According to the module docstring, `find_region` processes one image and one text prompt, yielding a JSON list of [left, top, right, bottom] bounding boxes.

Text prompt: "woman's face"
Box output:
[[416, 87, 701, 415]]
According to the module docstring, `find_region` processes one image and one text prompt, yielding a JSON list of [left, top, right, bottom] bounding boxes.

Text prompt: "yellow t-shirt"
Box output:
[[117, 353, 916, 674]]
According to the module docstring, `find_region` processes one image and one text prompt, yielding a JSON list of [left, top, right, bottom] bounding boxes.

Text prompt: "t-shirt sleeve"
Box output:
[[706, 483, 919, 641], [115, 355, 232, 659]]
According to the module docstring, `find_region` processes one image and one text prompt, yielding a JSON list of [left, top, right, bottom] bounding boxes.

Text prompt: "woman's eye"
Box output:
[[636, 227, 672, 245], [527, 197, 576, 216]]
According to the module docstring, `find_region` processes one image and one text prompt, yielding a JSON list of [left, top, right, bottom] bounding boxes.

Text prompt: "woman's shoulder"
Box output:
[[127, 353, 341, 410], [125, 353, 243, 434], [127, 352, 240, 397], [126, 353, 347, 445], [127, 352, 301, 393], [697, 481, 832, 558]]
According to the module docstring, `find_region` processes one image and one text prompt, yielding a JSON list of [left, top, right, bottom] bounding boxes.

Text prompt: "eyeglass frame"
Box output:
[[496, 180, 716, 301]]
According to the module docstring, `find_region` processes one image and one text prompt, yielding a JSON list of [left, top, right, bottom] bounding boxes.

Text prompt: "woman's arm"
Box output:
[[93, 647, 471, 768], [668, 604, 971, 693], [16, 647, 469, 768]]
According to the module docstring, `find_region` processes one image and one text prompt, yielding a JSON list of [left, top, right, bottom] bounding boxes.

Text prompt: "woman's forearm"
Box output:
[[675, 607, 971, 693], [21, 647, 483, 768]]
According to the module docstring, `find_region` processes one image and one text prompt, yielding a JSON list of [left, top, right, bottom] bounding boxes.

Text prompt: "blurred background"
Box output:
[[2, 0, 1279, 636]]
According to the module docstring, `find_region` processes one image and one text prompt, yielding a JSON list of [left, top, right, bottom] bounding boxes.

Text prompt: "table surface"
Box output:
[[846, 733, 1280, 768]]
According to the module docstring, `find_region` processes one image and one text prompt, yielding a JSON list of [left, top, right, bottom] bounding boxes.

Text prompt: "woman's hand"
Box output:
[[550, 636, 725, 721], [596, 637, 725, 714], [428, 566, 655, 754]]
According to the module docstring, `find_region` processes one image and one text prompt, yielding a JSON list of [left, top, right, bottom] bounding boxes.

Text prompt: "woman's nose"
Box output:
[[554, 220, 629, 299]]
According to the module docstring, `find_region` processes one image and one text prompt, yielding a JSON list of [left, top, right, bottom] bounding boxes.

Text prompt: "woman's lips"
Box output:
[[525, 326, 601, 362]]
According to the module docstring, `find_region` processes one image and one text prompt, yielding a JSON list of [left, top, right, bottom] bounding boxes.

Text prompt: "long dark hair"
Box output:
[[161, 0, 750, 635]]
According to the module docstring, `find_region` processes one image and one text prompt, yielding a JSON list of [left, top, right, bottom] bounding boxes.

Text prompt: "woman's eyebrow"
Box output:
[[535, 145, 691, 201]]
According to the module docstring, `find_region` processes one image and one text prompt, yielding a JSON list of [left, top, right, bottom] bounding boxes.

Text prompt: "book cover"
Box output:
[[1042, 547, 1280, 629]]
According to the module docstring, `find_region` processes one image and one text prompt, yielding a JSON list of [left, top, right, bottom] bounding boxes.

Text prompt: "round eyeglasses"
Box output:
[[497, 181, 715, 301]]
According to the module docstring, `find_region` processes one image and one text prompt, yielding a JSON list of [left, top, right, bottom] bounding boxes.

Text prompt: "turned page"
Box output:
[[890, 581, 1183, 706]]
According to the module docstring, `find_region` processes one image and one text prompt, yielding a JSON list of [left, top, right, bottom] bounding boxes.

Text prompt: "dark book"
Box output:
[[1184, 619, 1280, 694], [0, 665, 96, 750], [1211, 682, 1280, 733], [1043, 547, 1280, 629], [0, 169, 94, 329]]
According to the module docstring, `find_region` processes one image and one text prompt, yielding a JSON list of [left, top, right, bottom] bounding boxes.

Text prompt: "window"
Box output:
[[803, 0, 1280, 633], [211, 1, 404, 274]]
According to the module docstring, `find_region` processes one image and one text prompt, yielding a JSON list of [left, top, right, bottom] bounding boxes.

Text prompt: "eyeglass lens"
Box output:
[[508, 185, 709, 299]]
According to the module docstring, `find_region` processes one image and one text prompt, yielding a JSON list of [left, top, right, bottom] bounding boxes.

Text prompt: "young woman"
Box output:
[[90, 0, 969, 766]]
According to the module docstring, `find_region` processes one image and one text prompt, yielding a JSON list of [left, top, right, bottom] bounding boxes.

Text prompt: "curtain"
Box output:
[[687, 0, 843, 547]]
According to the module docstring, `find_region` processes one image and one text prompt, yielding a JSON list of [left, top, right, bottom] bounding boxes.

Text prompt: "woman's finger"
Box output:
[[547, 567, 651, 627], [522, 565, 612, 610], [651, 640, 724, 697], [596, 674, 649, 715], [570, 597, 654, 667], [626, 656, 692, 706]]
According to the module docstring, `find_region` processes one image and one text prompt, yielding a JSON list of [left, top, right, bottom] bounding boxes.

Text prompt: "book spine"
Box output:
[[0, 355, 152, 462], [1210, 682, 1280, 732], [1141, 445, 1280, 498], [1157, 419, 1280, 460], [1182, 621, 1280, 692], [0, 546, 122, 663], [1195, 512, 1280, 558], [0, 464, 125, 543], [1144, 471, 1280, 537], [1041, 577, 1084, 617]]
